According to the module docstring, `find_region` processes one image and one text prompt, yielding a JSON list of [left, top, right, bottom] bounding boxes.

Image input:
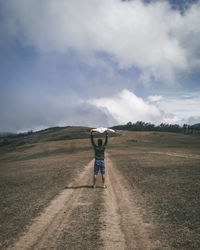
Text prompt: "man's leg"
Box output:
[[93, 175, 97, 188], [102, 175, 106, 186], [93, 163, 99, 188], [101, 161, 106, 188]]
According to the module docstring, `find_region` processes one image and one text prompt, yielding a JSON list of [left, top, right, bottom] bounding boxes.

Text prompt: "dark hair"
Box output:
[[98, 139, 102, 146]]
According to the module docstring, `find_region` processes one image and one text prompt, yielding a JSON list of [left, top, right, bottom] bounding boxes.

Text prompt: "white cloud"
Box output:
[[0, 90, 115, 132], [148, 92, 200, 125], [157, 94, 200, 120], [162, 113, 182, 124], [89, 89, 200, 125], [89, 89, 162, 124], [148, 95, 163, 102], [2, 0, 200, 83], [1, 85, 199, 132]]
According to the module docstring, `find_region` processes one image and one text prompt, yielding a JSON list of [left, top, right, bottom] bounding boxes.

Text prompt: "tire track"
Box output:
[[9, 156, 159, 250], [9, 160, 95, 250], [102, 156, 160, 250]]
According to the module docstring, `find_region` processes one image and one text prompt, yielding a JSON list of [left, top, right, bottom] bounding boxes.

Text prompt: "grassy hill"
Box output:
[[0, 127, 200, 249], [0, 126, 91, 147], [0, 126, 96, 248]]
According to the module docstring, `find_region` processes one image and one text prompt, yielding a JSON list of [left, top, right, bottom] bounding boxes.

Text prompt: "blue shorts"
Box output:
[[94, 160, 105, 176]]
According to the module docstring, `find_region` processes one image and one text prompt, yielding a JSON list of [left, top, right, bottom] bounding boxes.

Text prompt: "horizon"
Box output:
[[1, 121, 200, 135]]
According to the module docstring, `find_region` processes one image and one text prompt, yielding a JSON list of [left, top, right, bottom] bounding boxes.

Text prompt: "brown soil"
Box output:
[[8, 156, 157, 250], [150, 151, 200, 159], [102, 156, 159, 250], [2, 130, 200, 249]]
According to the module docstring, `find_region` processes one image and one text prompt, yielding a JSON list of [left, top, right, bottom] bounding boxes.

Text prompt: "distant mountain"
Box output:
[[0, 132, 17, 137], [192, 123, 200, 128]]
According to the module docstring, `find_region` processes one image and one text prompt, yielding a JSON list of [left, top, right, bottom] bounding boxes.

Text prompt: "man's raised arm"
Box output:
[[104, 131, 108, 146], [90, 131, 96, 148]]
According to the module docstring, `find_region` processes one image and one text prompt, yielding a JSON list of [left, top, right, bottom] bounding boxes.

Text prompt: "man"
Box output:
[[90, 130, 108, 188]]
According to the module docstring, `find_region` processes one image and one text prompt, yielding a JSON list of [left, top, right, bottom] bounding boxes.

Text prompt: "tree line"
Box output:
[[111, 121, 200, 134]]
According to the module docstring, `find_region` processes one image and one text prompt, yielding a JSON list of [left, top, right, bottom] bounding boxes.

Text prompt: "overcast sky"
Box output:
[[0, 0, 200, 132]]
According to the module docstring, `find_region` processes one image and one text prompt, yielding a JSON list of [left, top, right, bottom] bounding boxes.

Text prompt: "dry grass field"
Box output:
[[108, 131, 200, 249], [0, 127, 200, 249], [0, 127, 94, 248]]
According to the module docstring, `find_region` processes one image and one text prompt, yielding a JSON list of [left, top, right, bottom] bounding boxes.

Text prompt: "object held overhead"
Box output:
[[91, 127, 115, 133]]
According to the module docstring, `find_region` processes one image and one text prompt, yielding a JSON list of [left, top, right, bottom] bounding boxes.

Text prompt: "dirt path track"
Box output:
[[10, 157, 158, 250], [103, 157, 158, 250]]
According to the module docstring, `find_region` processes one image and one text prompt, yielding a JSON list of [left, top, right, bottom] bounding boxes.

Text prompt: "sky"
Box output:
[[0, 0, 200, 132]]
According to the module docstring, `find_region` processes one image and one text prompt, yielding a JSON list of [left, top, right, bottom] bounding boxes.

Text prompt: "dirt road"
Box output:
[[9, 156, 159, 250]]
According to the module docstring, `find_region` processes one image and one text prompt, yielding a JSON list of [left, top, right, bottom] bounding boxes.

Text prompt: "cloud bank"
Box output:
[[0, 91, 115, 133], [1, 86, 199, 132], [2, 0, 200, 83], [89, 89, 163, 124], [89, 89, 200, 125]]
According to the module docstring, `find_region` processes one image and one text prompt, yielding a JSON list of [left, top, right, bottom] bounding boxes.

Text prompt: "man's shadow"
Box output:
[[65, 185, 104, 189]]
